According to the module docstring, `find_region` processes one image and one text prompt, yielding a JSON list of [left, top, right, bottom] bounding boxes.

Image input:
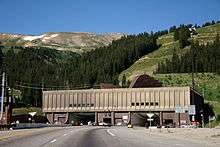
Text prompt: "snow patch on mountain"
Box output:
[[42, 34, 59, 42], [23, 35, 45, 41]]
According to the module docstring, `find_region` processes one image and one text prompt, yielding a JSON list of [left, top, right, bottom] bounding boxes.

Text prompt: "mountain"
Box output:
[[0, 32, 124, 53]]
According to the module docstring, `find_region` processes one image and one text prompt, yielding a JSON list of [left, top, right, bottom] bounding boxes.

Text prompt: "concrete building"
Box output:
[[42, 86, 203, 127]]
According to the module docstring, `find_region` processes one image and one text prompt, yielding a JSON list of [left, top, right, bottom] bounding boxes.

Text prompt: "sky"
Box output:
[[0, 0, 219, 35]]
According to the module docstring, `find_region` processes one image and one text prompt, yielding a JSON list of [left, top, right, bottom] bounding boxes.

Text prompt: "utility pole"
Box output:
[[40, 81, 44, 107], [192, 45, 195, 89], [190, 43, 195, 125], [0, 72, 5, 119]]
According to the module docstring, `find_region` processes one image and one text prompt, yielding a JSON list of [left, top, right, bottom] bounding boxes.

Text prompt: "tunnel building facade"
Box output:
[[42, 86, 204, 127]]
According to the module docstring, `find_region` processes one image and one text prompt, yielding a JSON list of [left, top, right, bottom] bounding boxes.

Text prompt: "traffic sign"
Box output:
[[29, 112, 37, 116], [147, 113, 154, 118], [175, 106, 185, 113], [147, 118, 153, 121], [188, 105, 196, 115]]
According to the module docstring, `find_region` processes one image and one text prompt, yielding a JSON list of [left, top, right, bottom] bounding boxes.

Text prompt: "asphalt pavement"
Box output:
[[0, 126, 219, 147]]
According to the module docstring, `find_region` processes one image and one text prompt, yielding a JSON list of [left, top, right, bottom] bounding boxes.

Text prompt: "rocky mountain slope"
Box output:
[[0, 32, 124, 53]]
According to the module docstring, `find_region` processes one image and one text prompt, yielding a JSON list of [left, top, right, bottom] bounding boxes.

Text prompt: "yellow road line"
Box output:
[[0, 131, 35, 142]]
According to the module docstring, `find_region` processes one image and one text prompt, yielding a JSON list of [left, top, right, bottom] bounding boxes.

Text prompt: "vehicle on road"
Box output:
[[98, 122, 111, 127], [127, 124, 133, 128]]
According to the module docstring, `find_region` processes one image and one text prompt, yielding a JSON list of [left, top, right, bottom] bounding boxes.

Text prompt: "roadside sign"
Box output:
[[29, 112, 37, 116], [122, 115, 128, 120], [175, 106, 185, 113], [188, 105, 196, 115], [192, 115, 195, 121], [147, 118, 153, 121], [147, 113, 154, 118]]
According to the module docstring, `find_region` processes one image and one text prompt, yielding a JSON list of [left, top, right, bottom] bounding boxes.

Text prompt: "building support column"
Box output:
[[178, 113, 181, 128], [52, 112, 54, 124], [111, 111, 115, 126], [159, 111, 163, 127], [95, 112, 98, 125], [187, 113, 191, 125], [128, 111, 131, 124]]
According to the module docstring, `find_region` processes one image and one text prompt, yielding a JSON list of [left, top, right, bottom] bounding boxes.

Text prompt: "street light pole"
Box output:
[[0, 72, 5, 119], [192, 44, 195, 89]]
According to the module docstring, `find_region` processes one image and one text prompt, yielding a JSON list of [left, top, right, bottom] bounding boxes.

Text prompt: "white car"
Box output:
[[99, 122, 111, 126]]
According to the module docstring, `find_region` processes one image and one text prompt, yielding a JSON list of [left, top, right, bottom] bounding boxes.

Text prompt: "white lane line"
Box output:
[[50, 139, 57, 143], [175, 144, 184, 146], [63, 133, 67, 136], [106, 129, 116, 137]]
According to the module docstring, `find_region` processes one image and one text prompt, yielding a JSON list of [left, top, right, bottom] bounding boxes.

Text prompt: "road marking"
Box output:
[[63, 133, 67, 136], [0, 131, 33, 142], [106, 129, 116, 137], [50, 139, 56, 143], [70, 131, 73, 133], [175, 144, 183, 146]]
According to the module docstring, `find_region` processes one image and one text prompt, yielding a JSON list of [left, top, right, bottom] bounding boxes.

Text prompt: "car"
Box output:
[[127, 124, 133, 128], [180, 124, 188, 128], [116, 122, 122, 126], [98, 122, 111, 127], [165, 124, 173, 128]]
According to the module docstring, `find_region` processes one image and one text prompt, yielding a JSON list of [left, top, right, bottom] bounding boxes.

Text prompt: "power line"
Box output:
[[15, 81, 96, 88], [15, 85, 45, 90], [15, 84, 100, 90]]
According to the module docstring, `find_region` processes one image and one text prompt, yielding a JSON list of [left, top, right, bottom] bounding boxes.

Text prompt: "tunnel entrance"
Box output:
[[145, 114, 160, 127], [135, 113, 160, 127], [69, 112, 95, 125], [131, 113, 160, 127], [103, 117, 111, 124]]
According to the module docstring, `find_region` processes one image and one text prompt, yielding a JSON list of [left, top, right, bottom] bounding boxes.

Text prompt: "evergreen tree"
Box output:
[[169, 26, 177, 33], [173, 29, 179, 41], [179, 26, 191, 48], [122, 74, 126, 88], [156, 34, 220, 74]]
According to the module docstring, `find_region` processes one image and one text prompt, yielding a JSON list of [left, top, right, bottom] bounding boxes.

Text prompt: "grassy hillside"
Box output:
[[119, 23, 220, 118], [119, 23, 220, 81]]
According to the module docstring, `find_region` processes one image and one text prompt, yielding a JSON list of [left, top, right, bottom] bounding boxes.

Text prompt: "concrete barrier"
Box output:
[[12, 123, 72, 130]]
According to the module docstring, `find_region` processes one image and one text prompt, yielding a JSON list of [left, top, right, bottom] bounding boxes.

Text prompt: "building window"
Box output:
[[155, 102, 159, 106], [82, 104, 85, 107], [150, 102, 154, 106], [87, 104, 90, 107], [91, 103, 94, 107], [136, 102, 139, 106], [145, 102, 149, 106], [77, 104, 81, 107], [141, 102, 144, 106], [73, 104, 77, 107], [69, 104, 73, 107], [131, 102, 135, 106]]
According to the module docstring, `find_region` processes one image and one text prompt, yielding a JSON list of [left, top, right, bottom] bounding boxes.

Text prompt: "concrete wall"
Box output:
[[42, 87, 191, 113]]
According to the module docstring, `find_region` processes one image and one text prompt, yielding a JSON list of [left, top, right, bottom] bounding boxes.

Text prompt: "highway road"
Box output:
[[0, 126, 219, 147]]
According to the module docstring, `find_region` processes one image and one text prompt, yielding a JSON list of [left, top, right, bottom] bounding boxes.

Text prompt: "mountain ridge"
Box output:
[[0, 32, 125, 53]]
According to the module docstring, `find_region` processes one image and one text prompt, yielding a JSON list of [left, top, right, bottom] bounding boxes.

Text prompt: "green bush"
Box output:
[[216, 114, 220, 121]]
